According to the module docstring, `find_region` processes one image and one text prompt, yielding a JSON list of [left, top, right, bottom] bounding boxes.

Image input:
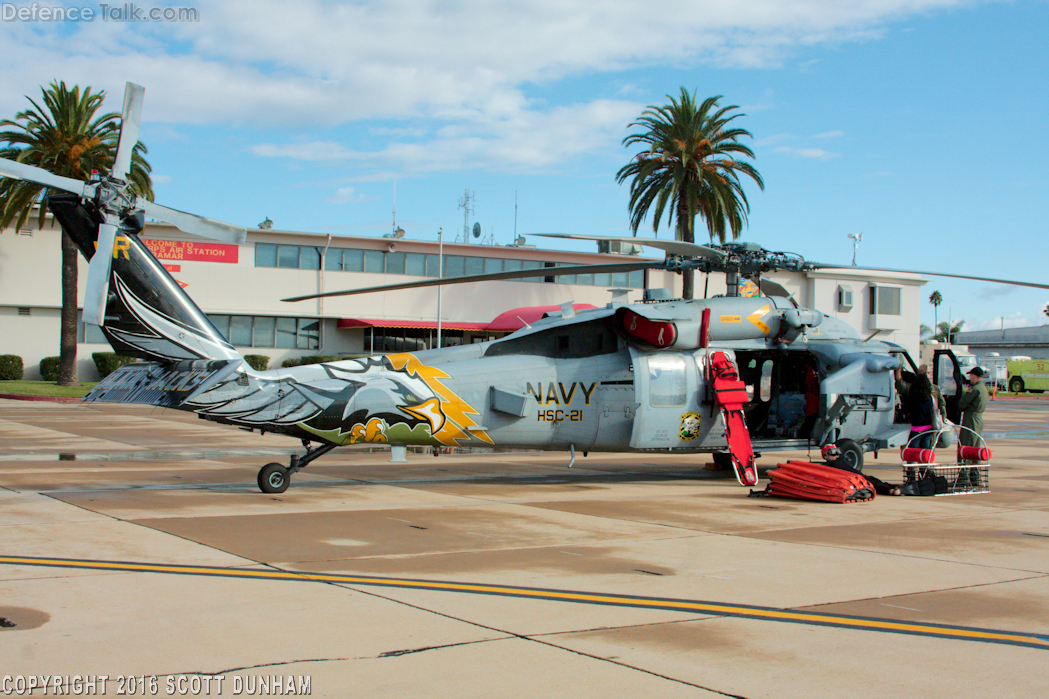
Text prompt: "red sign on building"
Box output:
[[143, 239, 239, 264]]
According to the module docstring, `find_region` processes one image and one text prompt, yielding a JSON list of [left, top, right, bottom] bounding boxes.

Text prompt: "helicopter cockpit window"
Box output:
[[648, 354, 687, 407], [759, 360, 774, 402]]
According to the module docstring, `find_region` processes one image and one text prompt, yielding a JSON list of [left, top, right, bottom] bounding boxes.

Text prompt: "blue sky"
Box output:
[[3, 0, 1047, 331]]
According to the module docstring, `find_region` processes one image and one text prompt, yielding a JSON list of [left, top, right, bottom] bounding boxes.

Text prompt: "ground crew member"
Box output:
[[959, 367, 988, 447]]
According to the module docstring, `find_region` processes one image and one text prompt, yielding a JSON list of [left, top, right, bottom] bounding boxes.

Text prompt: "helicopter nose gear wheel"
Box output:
[[258, 463, 290, 494]]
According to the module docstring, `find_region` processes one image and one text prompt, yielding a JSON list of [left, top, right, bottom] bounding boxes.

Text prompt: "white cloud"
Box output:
[[0, 0, 977, 126], [964, 313, 1038, 332], [774, 146, 838, 159], [0, 0, 976, 175], [255, 99, 641, 173], [325, 186, 374, 204]]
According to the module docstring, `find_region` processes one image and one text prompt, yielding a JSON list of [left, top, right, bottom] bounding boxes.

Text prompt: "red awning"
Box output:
[[339, 304, 599, 334], [486, 304, 598, 332], [338, 318, 490, 331]]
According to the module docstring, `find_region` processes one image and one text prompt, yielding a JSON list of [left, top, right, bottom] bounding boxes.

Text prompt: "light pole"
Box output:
[[436, 227, 443, 349]]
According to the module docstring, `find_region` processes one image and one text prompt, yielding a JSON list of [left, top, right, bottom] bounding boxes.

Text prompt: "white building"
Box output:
[[1, 214, 926, 380]]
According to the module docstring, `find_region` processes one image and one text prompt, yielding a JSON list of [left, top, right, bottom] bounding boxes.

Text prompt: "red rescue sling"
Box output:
[[709, 351, 757, 486]]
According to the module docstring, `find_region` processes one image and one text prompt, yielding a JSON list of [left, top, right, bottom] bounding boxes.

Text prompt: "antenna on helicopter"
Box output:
[[848, 232, 863, 266]]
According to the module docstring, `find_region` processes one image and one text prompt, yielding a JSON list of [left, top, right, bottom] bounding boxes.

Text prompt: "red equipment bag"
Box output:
[[709, 351, 757, 486], [765, 460, 875, 503]]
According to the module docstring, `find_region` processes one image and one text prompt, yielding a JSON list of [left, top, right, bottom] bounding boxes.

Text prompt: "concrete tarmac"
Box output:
[[1, 397, 1047, 697]]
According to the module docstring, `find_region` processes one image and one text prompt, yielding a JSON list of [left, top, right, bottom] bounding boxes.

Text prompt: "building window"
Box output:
[[255, 243, 277, 267], [257, 242, 646, 288], [869, 285, 901, 316], [209, 314, 320, 350], [277, 245, 300, 269], [385, 251, 406, 275], [838, 284, 854, 312], [364, 250, 384, 274]]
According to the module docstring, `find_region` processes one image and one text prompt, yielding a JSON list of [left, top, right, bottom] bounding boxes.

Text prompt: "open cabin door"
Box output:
[[933, 349, 965, 423], [629, 347, 709, 449]]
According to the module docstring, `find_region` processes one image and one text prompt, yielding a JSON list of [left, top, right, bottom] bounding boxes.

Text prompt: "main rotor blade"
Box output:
[[140, 200, 247, 244], [534, 233, 726, 259], [0, 157, 96, 198], [82, 220, 120, 327], [808, 262, 1049, 291], [111, 82, 144, 180], [283, 260, 661, 302]]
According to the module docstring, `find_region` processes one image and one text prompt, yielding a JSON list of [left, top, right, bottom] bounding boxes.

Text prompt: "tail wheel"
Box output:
[[835, 438, 864, 473], [258, 462, 290, 494], [1009, 377, 1024, 393]]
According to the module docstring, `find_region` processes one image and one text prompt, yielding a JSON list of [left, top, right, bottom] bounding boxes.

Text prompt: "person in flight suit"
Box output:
[[958, 367, 989, 447]]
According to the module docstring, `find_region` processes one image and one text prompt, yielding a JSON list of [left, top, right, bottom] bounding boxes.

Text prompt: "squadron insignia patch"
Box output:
[[680, 411, 702, 441]]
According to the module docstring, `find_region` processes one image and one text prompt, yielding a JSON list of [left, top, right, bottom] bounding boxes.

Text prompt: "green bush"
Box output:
[[39, 356, 61, 382], [92, 352, 137, 378], [281, 354, 368, 368], [0, 355, 23, 381], [243, 354, 269, 371]]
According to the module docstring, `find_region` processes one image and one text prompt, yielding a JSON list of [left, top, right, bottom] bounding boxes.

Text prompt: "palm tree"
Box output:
[[928, 290, 942, 329], [934, 320, 964, 344], [1, 81, 152, 385], [617, 88, 763, 299]]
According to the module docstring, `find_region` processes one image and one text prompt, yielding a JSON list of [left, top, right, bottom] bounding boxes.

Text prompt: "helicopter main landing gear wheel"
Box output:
[[835, 438, 864, 473], [258, 463, 290, 494]]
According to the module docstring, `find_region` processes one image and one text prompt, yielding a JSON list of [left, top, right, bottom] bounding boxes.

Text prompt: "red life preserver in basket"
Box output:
[[958, 445, 991, 461], [901, 447, 935, 464]]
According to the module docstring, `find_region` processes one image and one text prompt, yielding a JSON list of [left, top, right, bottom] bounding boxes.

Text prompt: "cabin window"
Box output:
[[648, 354, 687, 407], [759, 360, 774, 402]]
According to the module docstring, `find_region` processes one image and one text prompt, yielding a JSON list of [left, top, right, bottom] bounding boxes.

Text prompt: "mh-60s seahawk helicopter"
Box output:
[[4, 83, 1046, 493]]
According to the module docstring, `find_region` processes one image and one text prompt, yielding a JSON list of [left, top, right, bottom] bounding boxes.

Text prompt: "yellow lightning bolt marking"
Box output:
[[400, 397, 447, 434], [386, 353, 493, 446], [747, 304, 771, 334]]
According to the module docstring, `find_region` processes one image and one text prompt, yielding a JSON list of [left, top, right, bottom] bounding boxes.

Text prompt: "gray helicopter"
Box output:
[[4, 83, 1045, 493]]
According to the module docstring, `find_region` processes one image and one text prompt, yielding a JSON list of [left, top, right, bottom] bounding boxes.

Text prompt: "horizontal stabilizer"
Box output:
[[83, 359, 242, 407]]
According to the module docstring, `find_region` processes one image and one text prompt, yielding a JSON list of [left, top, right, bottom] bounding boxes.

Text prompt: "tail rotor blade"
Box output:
[[83, 221, 119, 327], [140, 200, 247, 244], [111, 83, 144, 180], [0, 157, 96, 197]]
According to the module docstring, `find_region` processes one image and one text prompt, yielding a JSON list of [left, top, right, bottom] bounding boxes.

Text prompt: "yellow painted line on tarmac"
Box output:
[[3, 554, 1048, 651]]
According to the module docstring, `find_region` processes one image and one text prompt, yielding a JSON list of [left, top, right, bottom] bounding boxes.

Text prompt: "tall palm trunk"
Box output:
[[677, 194, 694, 299], [58, 231, 79, 386]]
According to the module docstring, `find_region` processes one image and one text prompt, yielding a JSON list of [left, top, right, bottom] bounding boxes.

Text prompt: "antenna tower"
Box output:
[[459, 188, 474, 245]]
